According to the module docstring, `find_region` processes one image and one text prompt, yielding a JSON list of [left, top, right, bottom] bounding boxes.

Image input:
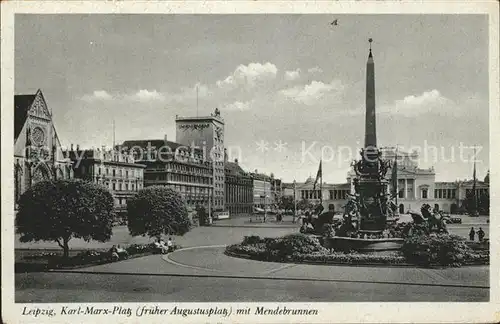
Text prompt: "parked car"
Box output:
[[446, 217, 462, 224]]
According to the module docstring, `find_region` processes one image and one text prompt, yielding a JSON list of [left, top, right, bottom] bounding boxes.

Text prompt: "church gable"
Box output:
[[28, 90, 51, 121]]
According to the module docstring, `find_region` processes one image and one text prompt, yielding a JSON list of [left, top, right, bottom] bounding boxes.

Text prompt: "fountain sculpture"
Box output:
[[328, 39, 403, 252]]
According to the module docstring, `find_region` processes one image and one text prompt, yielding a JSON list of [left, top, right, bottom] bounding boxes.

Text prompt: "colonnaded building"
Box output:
[[283, 148, 489, 214]]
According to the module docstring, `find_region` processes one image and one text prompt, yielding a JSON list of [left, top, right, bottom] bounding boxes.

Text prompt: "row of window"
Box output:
[[465, 188, 489, 197], [170, 184, 210, 194], [166, 162, 211, 175], [329, 190, 350, 200], [225, 185, 253, 204], [115, 197, 128, 206], [299, 189, 350, 200], [101, 180, 143, 192], [95, 165, 143, 179], [434, 189, 457, 199], [144, 173, 213, 185], [214, 198, 223, 207]]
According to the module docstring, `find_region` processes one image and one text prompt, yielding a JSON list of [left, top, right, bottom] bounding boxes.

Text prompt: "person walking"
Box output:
[[167, 237, 174, 252], [469, 227, 476, 241], [477, 227, 485, 242]]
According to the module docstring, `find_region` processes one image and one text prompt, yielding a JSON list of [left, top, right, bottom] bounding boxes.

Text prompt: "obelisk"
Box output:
[[364, 38, 376, 149]]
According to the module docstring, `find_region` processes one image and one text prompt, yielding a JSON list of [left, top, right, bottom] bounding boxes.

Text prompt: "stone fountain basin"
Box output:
[[323, 236, 404, 253]]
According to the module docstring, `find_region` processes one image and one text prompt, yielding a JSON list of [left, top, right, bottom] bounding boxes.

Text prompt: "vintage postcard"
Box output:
[[1, 1, 499, 323]]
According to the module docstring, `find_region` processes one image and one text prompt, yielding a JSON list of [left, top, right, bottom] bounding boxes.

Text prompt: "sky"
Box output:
[[15, 14, 489, 183]]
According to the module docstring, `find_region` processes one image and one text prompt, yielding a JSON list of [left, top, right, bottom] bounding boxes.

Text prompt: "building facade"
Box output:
[[65, 146, 146, 216], [284, 148, 490, 215], [121, 138, 213, 211], [175, 109, 225, 211], [224, 159, 253, 214], [282, 177, 351, 214], [14, 89, 73, 207], [250, 172, 275, 209]]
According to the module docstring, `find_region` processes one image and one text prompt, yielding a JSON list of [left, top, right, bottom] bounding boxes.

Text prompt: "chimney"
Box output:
[[71, 144, 74, 151], [164, 134, 168, 144], [76, 144, 80, 151]]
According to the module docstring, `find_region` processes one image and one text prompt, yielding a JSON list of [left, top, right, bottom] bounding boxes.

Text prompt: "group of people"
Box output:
[[469, 227, 486, 242], [153, 237, 174, 254], [109, 245, 128, 261]]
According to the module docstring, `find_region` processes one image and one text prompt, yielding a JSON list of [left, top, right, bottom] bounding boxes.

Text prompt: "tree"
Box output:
[[16, 179, 115, 258], [127, 186, 191, 239], [462, 190, 490, 215], [297, 198, 312, 211]]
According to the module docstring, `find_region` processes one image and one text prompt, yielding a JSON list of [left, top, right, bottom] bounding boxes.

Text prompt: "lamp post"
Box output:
[[293, 179, 297, 223]]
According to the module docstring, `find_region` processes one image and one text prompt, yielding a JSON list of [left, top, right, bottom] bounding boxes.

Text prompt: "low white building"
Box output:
[[284, 148, 489, 215]]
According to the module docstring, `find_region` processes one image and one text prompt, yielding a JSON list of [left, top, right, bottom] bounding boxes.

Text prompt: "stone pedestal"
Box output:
[[358, 179, 389, 232]]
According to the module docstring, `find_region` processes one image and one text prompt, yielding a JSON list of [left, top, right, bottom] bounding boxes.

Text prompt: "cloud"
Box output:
[[284, 68, 301, 81], [307, 67, 323, 74], [126, 89, 166, 102], [280, 79, 345, 106], [382, 89, 456, 116], [222, 100, 252, 111], [216, 62, 278, 89], [81, 90, 113, 102]]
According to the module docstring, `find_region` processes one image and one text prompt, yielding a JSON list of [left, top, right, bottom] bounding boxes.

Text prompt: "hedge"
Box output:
[[228, 233, 489, 267]]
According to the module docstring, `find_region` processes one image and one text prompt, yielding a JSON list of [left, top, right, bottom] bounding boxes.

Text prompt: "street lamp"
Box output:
[[293, 180, 297, 224]]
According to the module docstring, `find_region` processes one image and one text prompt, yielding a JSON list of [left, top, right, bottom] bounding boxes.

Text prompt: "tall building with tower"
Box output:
[[175, 108, 225, 211]]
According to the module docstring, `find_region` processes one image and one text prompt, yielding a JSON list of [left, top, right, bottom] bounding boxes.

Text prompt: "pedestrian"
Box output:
[[304, 211, 310, 225], [477, 227, 485, 242], [167, 237, 174, 252], [469, 227, 476, 241], [109, 245, 119, 261]]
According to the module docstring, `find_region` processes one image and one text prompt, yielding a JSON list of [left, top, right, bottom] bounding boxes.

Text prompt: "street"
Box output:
[[15, 270, 488, 303], [15, 221, 489, 303]]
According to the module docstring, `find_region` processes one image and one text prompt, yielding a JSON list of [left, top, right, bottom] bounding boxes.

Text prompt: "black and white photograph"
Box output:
[[2, 2, 499, 324]]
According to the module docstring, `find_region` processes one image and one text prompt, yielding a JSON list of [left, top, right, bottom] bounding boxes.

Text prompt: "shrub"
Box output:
[[402, 233, 471, 267], [23, 252, 58, 260], [126, 244, 155, 255], [266, 234, 326, 256], [242, 235, 262, 245]]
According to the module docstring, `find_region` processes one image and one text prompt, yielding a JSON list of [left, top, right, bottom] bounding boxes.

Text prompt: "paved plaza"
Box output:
[[15, 216, 489, 303]]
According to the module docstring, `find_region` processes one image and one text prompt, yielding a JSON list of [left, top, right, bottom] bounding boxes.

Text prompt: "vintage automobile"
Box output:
[[445, 217, 462, 224]]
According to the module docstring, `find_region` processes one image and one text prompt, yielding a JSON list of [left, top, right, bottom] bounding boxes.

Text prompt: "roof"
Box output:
[[304, 176, 315, 184], [121, 139, 203, 155], [14, 94, 37, 140], [225, 161, 246, 176], [121, 139, 170, 150]]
